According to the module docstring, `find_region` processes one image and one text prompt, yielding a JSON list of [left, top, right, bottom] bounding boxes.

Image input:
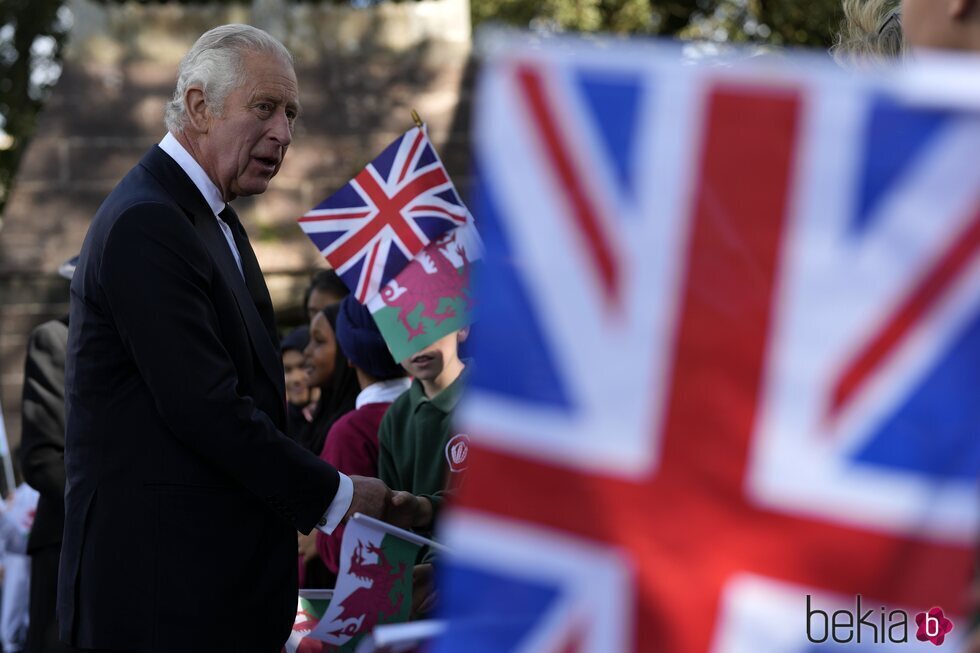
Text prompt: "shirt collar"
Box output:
[[356, 378, 412, 410], [158, 132, 226, 218], [409, 363, 470, 414]]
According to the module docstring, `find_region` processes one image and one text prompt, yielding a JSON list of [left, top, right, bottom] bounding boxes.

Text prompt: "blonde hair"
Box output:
[[831, 0, 906, 67]]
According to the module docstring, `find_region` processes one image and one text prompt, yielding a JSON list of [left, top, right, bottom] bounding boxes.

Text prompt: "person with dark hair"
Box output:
[[304, 269, 349, 322], [314, 296, 410, 576], [297, 304, 361, 588], [281, 325, 315, 441], [60, 24, 392, 653], [301, 305, 360, 457], [19, 256, 80, 653]]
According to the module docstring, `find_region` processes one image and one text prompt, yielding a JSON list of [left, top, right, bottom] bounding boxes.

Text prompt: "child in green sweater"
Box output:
[[380, 328, 469, 616], [380, 327, 470, 536]]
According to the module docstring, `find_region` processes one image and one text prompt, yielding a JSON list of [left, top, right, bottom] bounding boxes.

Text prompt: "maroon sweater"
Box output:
[[315, 401, 392, 573]]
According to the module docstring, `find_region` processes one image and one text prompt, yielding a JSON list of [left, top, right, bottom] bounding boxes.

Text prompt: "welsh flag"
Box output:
[[367, 219, 482, 363], [282, 590, 333, 653], [304, 514, 437, 651]]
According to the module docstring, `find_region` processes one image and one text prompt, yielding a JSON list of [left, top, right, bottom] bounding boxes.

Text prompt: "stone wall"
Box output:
[[0, 0, 474, 469]]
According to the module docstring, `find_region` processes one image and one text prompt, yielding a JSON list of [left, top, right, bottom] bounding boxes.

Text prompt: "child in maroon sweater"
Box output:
[[315, 296, 410, 574]]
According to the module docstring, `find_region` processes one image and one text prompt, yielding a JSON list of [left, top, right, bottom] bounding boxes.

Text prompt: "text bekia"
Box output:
[[806, 595, 908, 644]]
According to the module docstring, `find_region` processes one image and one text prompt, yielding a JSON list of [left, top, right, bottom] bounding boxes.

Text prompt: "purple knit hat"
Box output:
[[335, 295, 403, 380]]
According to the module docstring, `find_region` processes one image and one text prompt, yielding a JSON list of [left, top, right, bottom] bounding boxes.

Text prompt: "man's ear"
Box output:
[[184, 87, 210, 133], [457, 326, 470, 344], [950, 0, 975, 19]]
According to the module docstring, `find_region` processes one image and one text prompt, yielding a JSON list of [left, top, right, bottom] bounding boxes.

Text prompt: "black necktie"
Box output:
[[214, 205, 283, 397], [219, 206, 277, 343], [216, 206, 245, 280], [218, 204, 241, 231]]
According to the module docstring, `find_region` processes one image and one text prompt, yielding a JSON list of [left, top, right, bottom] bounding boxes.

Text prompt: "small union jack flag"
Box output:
[[298, 126, 471, 303]]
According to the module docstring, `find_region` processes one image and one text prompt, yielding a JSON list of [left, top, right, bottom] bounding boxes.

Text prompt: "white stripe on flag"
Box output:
[[350, 513, 449, 553]]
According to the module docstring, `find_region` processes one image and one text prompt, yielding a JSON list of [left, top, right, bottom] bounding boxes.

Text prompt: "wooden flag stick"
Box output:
[[411, 109, 424, 128]]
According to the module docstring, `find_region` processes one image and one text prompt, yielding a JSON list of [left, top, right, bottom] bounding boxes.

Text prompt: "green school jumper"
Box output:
[[378, 366, 470, 538]]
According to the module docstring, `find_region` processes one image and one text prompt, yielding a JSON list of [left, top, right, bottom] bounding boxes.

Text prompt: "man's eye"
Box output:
[[256, 103, 273, 113]]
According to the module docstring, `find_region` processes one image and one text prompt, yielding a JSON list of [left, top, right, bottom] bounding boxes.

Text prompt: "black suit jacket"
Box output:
[[20, 316, 70, 554], [59, 146, 340, 653]]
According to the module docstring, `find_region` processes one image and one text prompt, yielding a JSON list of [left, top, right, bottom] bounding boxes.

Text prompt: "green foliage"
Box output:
[[752, 0, 844, 46], [90, 0, 250, 4], [0, 0, 845, 216], [471, 0, 714, 35], [0, 0, 70, 214], [470, 0, 844, 47]]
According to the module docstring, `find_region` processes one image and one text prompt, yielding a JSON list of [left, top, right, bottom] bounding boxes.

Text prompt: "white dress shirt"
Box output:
[[356, 378, 412, 409], [157, 132, 353, 534], [158, 133, 244, 277]]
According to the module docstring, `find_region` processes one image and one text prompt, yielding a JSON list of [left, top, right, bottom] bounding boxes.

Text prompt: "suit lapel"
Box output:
[[222, 206, 281, 351], [139, 147, 286, 420], [218, 207, 287, 404], [193, 215, 287, 407]]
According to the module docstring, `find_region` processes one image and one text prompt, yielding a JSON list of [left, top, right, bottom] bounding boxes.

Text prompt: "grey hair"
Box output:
[[831, 0, 906, 68], [164, 24, 293, 133]]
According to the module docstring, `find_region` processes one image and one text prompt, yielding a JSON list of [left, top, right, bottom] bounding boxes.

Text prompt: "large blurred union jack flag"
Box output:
[[298, 126, 470, 303], [434, 36, 980, 653]]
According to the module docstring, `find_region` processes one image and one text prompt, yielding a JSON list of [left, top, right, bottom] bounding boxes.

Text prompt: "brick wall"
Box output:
[[0, 0, 473, 470]]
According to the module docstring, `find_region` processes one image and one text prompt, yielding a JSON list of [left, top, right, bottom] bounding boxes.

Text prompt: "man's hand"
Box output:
[[345, 475, 391, 523], [387, 491, 433, 530]]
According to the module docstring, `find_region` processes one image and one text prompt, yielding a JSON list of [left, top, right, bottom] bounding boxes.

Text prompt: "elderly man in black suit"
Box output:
[[59, 24, 391, 653]]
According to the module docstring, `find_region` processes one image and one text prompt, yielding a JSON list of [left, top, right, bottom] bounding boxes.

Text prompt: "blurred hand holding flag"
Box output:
[[298, 125, 471, 304], [293, 514, 443, 652], [0, 484, 38, 555], [352, 620, 447, 653], [282, 590, 333, 653], [434, 34, 980, 653]]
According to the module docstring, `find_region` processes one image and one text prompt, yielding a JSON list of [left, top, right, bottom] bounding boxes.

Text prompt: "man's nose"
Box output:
[[270, 109, 293, 147]]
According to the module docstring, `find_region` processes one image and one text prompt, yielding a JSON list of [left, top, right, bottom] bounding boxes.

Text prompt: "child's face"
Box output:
[[306, 288, 345, 322], [303, 312, 337, 388], [400, 331, 463, 383], [283, 349, 310, 406]]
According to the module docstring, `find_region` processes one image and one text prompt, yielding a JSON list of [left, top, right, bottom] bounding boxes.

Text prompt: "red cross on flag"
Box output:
[[433, 34, 980, 653], [297, 126, 470, 304]]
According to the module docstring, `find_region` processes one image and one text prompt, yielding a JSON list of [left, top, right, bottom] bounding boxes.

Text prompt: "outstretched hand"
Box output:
[[344, 478, 434, 531], [386, 490, 433, 530], [345, 475, 391, 523]]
